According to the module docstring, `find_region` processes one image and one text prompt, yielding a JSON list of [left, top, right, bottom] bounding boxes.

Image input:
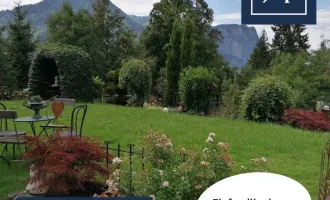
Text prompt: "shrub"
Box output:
[[28, 43, 95, 102], [93, 76, 105, 100], [23, 136, 111, 196], [282, 109, 330, 132], [179, 67, 219, 114], [219, 81, 242, 119], [112, 131, 232, 199], [241, 75, 293, 122], [119, 59, 152, 106]]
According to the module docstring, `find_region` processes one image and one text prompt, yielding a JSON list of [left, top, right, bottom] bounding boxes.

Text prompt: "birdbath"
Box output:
[[23, 96, 47, 119]]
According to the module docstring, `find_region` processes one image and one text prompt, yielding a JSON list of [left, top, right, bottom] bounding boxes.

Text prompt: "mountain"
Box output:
[[214, 24, 259, 67], [129, 15, 149, 26], [0, 0, 144, 41], [0, 0, 259, 67]]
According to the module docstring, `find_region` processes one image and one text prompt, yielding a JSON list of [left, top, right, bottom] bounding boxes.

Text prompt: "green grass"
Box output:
[[0, 101, 329, 200]]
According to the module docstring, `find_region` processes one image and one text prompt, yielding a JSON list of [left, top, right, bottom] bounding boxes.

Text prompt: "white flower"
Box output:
[[112, 157, 122, 164], [241, 165, 247, 170], [165, 142, 173, 148], [209, 133, 216, 137], [181, 176, 185, 181], [261, 157, 267, 162], [158, 170, 164, 176], [203, 148, 209, 152], [113, 169, 121, 176], [162, 181, 169, 187], [206, 136, 213, 143]]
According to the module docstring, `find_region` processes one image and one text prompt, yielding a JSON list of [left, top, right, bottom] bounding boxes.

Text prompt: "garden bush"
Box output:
[[23, 135, 111, 196], [119, 59, 152, 106], [282, 109, 330, 132], [28, 43, 95, 102], [106, 130, 232, 199], [241, 75, 293, 122], [179, 67, 218, 114], [219, 80, 241, 119]]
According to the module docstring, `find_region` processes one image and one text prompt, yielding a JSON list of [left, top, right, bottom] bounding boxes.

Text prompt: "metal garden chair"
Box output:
[[51, 104, 88, 137], [40, 98, 76, 135], [0, 110, 27, 165]]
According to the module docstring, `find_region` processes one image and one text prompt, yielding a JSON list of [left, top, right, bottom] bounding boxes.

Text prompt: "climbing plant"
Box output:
[[28, 43, 95, 101]]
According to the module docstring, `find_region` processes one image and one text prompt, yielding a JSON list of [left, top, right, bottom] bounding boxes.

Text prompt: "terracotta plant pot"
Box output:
[[178, 106, 183, 113]]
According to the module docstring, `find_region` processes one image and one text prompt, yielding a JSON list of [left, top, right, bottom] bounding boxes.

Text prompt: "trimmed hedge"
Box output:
[[179, 67, 218, 114], [241, 75, 293, 122], [28, 43, 95, 102]]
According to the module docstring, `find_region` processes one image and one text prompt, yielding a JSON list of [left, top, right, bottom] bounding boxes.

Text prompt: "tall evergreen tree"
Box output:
[[0, 27, 16, 91], [165, 19, 182, 107], [320, 34, 330, 50], [92, 0, 135, 76], [248, 29, 271, 69], [7, 3, 36, 89], [271, 24, 310, 54], [180, 16, 194, 69]]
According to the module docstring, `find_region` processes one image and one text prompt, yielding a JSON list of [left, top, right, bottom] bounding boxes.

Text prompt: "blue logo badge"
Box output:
[[242, 0, 316, 24]]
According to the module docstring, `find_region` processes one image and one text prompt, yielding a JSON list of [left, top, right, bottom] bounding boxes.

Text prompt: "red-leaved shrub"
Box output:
[[282, 109, 330, 132], [23, 135, 112, 196]]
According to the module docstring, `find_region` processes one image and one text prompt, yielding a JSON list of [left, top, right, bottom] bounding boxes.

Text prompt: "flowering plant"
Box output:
[[131, 131, 232, 200]]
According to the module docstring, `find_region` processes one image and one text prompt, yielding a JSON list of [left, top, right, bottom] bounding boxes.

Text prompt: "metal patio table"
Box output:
[[14, 116, 55, 136]]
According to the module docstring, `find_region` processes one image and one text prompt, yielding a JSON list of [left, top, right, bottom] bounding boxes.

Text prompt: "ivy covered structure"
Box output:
[[28, 43, 95, 102]]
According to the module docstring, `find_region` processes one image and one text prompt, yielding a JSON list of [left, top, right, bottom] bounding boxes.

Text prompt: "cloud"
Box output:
[[213, 8, 330, 50]]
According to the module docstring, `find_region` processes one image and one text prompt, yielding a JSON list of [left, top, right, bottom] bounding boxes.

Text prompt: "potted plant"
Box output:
[[23, 95, 47, 119]]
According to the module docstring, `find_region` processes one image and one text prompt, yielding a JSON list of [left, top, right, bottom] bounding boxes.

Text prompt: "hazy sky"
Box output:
[[1, 0, 329, 49]]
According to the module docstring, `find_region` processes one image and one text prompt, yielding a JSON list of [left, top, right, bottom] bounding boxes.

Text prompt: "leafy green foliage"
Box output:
[[7, 3, 36, 89], [241, 75, 293, 122], [165, 19, 182, 107], [93, 76, 105, 100], [179, 67, 218, 114], [271, 25, 310, 54], [141, 0, 223, 81], [28, 43, 95, 102], [181, 16, 194, 69], [219, 80, 242, 119], [131, 131, 232, 200], [119, 59, 152, 105], [0, 27, 17, 96], [271, 50, 330, 109], [46, 0, 136, 78], [248, 30, 271, 70]]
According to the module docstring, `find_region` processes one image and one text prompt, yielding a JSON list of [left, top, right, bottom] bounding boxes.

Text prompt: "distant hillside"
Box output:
[[129, 15, 149, 26], [0, 0, 144, 41], [0, 0, 259, 67], [214, 24, 259, 67]]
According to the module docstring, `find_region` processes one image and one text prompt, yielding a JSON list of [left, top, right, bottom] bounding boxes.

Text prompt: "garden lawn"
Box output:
[[0, 101, 328, 200]]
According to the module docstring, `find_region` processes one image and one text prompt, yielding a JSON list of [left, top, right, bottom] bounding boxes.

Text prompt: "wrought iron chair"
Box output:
[[0, 110, 27, 165], [51, 105, 87, 137], [40, 98, 76, 135]]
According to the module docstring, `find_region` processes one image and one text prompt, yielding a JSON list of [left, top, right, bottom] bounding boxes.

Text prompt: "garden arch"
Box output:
[[28, 43, 95, 102]]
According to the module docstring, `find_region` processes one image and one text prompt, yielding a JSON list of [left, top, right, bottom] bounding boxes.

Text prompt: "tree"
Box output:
[[248, 29, 271, 70], [119, 59, 152, 106], [320, 34, 330, 50], [47, 2, 94, 50], [0, 27, 17, 92], [46, 0, 135, 78], [92, 0, 136, 75], [141, 0, 223, 80], [271, 24, 310, 54], [7, 2, 36, 89], [180, 16, 194, 69], [165, 19, 182, 107]]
